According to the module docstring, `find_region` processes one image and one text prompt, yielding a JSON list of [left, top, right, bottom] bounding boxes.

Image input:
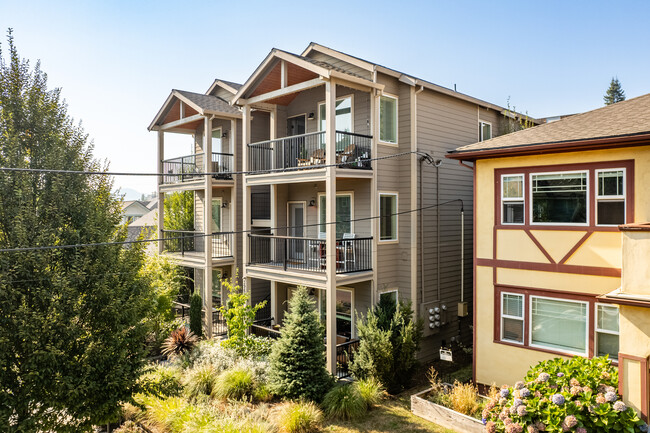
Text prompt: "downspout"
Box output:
[[414, 85, 425, 305]]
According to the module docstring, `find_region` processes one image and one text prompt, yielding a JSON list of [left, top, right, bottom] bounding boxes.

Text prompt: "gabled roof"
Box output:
[[121, 200, 149, 213], [206, 79, 243, 96], [448, 93, 650, 160], [148, 89, 241, 131]]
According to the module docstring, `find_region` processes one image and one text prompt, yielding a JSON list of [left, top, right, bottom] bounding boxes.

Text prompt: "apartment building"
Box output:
[[447, 93, 650, 420], [148, 43, 528, 374]]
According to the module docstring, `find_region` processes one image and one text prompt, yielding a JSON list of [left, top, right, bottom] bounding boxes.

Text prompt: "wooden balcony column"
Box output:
[[157, 130, 165, 254], [325, 78, 337, 374], [242, 105, 252, 298], [203, 115, 213, 337]]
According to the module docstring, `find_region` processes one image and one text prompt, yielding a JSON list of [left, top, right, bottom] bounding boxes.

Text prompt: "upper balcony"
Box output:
[[162, 152, 233, 186], [248, 130, 372, 177], [161, 230, 235, 266]]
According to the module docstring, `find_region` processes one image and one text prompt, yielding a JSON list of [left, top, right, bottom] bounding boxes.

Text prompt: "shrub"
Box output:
[[356, 377, 385, 410], [446, 380, 481, 417], [114, 420, 146, 433], [137, 395, 196, 433], [183, 365, 218, 401], [271, 401, 323, 433], [268, 286, 333, 401], [212, 367, 256, 401], [138, 364, 183, 398], [321, 383, 366, 420], [350, 300, 422, 394], [162, 327, 198, 358], [189, 293, 203, 338], [483, 356, 646, 433]]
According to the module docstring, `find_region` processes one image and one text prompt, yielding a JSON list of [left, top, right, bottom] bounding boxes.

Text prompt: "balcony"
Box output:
[[248, 234, 372, 274], [248, 130, 372, 174], [162, 152, 233, 184], [161, 230, 234, 260]]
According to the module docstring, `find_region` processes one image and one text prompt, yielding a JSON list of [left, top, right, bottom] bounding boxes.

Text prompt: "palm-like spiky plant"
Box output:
[[161, 327, 198, 358]]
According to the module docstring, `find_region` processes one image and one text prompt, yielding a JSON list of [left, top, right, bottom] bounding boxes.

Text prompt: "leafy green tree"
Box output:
[[604, 77, 626, 105], [268, 286, 333, 401], [0, 30, 155, 431], [164, 190, 194, 230], [189, 292, 203, 338]]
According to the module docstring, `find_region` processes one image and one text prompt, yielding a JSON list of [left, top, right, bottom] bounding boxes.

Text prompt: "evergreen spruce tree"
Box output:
[[189, 292, 203, 338], [0, 30, 155, 431], [268, 286, 333, 401], [604, 77, 626, 105]]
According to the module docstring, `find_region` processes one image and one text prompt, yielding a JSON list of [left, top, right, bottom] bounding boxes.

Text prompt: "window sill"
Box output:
[[379, 239, 399, 245], [378, 140, 398, 147], [492, 339, 617, 365]]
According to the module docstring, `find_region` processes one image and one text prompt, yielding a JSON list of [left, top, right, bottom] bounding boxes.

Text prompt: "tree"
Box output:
[[604, 77, 626, 105], [189, 292, 203, 338], [164, 191, 194, 230], [268, 286, 333, 401], [500, 97, 535, 134], [0, 30, 155, 431]]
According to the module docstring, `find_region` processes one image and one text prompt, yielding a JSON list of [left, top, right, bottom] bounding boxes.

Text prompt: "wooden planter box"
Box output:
[[411, 388, 485, 433]]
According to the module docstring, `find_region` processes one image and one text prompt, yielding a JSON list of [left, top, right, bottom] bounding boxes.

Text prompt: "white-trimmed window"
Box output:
[[318, 96, 353, 133], [531, 171, 588, 225], [502, 174, 524, 224], [596, 169, 625, 225], [379, 193, 398, 241], [379, 290, 398, 306], [530, 296, 588, 355], [211, 127, 222, 153], [479, 121, 492, 141], [379, 95, 398, 144], [501, 292, 524, 344], [318, 193, 353, 238], [596, 303, 619, 359]]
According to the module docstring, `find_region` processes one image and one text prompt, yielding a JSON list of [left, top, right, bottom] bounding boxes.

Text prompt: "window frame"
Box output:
[[317, 191, 355, 237], [317, 95, 354, 134], [529, 170, 590, 227], [595, 302, 620, 359], [211, 127, 222, 154], [317, 286, 356, 338], [501, 174, 525, 225], [529, 294, 589, 356], [379, 192, 399, 243], [500, 292, 525, 345], [378, 93, 399, 145], [379, 289, 399, 306], [595, 168, 626, 226], [479, 121, 492, 142]]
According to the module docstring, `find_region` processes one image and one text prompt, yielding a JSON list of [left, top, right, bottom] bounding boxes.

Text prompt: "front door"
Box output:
[[286, 115, 306, 168], [288, 202, 305, 260]]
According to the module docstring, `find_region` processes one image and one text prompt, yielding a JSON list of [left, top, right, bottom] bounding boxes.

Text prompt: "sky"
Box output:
[[1, 0, 649, 196]]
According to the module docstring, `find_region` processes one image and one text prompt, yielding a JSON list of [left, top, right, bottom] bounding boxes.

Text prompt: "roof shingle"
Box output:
[[174, 90, 241, 116]]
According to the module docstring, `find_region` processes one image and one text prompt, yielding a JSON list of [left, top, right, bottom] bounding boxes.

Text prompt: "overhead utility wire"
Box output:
[[0, 199, 464, 253], [0, 150, 427, 177]]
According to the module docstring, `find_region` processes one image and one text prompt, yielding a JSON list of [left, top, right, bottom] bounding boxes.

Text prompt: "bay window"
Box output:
[[379, 95, 398, 144]]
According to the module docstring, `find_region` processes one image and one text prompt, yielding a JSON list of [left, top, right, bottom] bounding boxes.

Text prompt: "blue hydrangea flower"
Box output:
[[520, 388, 531, 398], [551, 394, 565, 405], [613, 401, 627, 412], [605, 391, 617, 402], [482, 418, 487, 425], [639, 422, 648, 432], [557, 372, 565, 377], [500, 388, 510, 398], [513, 398, 523, 407], [537, 373, 550, 383]]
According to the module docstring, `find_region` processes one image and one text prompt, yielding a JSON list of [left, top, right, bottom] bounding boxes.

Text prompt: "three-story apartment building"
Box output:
[[148, 43, 531, 374]]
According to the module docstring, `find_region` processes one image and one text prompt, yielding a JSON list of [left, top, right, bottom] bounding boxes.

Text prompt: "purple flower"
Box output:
[[605, 391, 617, 402], [520, 388, 531, 398], [639, 423, 648, 433], [556, 372, 565, 377], [613, 401, 627, 412], [563, 415, 578, 428], [513, 398, 523, 407], [482, 418, 487, 425], [537, 373, 550, 383], [516, 405, 527, 416], [515, 381, 525, 390], [500, 388, 510, 398], [551, 394, 565, 405]]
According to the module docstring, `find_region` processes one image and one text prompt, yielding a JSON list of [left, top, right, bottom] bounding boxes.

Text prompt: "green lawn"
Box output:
[[322, 387, 456, 433]]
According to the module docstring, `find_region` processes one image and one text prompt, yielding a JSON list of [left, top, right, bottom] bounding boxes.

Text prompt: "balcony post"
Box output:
[[325, 78, 337, 374], [203, 115, 213, 338], [231, 118, 239, 271], [242, 105, 251, 287], [157, 130, 165, 254]]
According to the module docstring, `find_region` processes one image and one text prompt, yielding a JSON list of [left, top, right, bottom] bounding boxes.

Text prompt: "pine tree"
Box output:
[[268, 286, 333, 401], [189, 292, 203, 338], [0, 30, 155, 431], [604, 77, 626, 105]]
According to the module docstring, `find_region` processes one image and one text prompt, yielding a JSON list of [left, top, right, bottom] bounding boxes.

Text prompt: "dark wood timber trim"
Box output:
[[477, 258, 621, 277], [559, 232, 593, 264], [524, 229, 555, 264], [618, 353, 649, 422]]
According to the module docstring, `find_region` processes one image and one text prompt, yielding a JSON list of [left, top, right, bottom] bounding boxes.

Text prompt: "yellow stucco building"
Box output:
[[448, 93, 650, 421]]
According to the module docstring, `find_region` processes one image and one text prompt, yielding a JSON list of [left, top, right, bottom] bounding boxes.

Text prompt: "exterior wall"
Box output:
[[474, 146, 650, 388]]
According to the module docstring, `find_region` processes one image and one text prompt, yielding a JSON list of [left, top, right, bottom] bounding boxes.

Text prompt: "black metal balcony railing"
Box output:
[[248, 234, 372, 273], [336, 339, 360, 378], [161, 230, 234, 259], [162, 152, 233, 184], [247, 130, 372, 174]]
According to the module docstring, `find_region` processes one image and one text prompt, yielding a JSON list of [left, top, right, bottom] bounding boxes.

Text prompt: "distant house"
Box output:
[[121, 200, 150, 225], [127, 207, 158, 255], [448, 93, 650, 421]]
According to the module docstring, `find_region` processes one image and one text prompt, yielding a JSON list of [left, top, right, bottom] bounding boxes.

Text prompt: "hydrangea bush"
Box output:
[[482, 356, 647, 433]]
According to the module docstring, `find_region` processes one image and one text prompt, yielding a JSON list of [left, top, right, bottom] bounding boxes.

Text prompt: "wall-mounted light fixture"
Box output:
[[309, 199, 316, 207], [221, 131, 228, 138], [222, 201, 229, 208], [308, 112, 315, 120]]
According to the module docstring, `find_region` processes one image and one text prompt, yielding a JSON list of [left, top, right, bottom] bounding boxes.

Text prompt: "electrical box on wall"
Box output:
[[458, 302, 468, 317], [421, 300, 447, 337]]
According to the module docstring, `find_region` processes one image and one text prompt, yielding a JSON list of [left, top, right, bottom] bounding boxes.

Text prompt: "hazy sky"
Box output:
[[1, 0, 649, 195]]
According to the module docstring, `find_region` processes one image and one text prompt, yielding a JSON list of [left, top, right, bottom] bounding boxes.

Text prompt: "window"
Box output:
[[379, 95, 398, 144], [212, 128, 222, 153], [379, 193, 398, 241], [319, 288, 354, 338], [501, 293, 524, 344], [319, 96, 352, 133], [531, 171, 587, 224], [596, 169, 625, 225], [596, 304, 619, 359], [479, 121, 492, 141], [502, 175, 524, 224], [212, 270, 222, 304], [211, 198, 222, 232], [379, 290, 398, 306], [530, 296, 588, 355], [319, 193, 352, 238]]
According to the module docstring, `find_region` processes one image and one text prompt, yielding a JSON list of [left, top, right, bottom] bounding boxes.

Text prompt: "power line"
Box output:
[[0, 199, 464, 253]]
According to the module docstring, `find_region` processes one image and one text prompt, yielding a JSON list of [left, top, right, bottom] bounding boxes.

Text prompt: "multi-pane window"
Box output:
[[479, 121, 492, 141], [596, 304, 619, 359], [531, 172, 588, 224], [502, 175, 524, 224], [379, 95, 398, 144], [319, 194, 352, 238], [501, 293, 524, 343], [596, 169, 625, 225], [530, 297, 588, 355], [379, 193, 398, 241]]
